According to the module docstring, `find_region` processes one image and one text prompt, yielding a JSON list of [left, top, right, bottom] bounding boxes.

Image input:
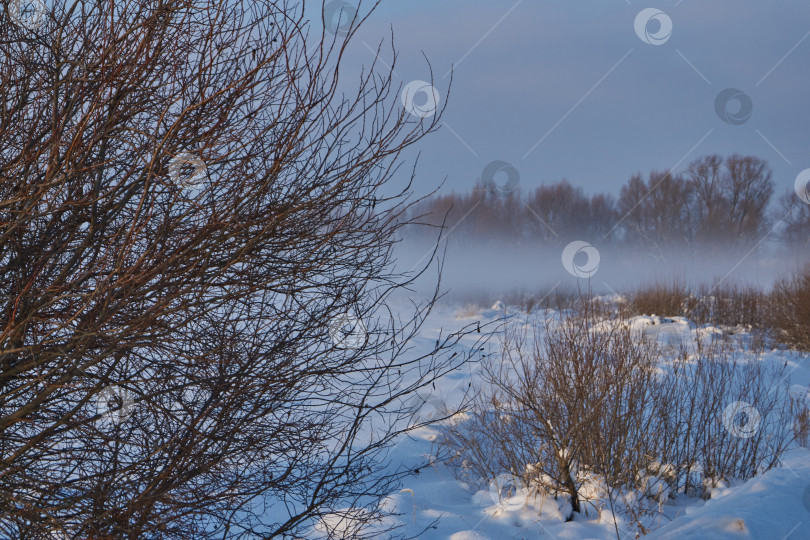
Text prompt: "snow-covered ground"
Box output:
[[350, 300, 810, 539]]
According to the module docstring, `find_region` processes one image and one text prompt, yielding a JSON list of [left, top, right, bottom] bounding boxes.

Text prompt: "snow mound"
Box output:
[[647, 448, 810, 539]]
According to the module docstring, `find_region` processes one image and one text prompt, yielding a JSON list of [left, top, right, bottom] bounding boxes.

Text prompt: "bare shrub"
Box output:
[[693, 282, 766, 328], [793, 399, 810, 449], [0, 1, 485, 537], [443, 306, 794, 535], [502, 286, 595, 314], [630, 280, 766, 328], [630, 267, 810, 352], [631, 280, 692, 319], [444, 305, 661, 524], [654, 340, 793, 497], [771, 265, 810, 349], [789, 384, 810, 450], [454, 285, 619, 316]]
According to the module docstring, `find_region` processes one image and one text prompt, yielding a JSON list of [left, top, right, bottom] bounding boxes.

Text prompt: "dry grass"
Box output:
[[630, 280, 765, 328], [770, 265, 810, 349], [451, 285, 622, 315], [452, 266, 810, 351], [629, 268, 810, 351]]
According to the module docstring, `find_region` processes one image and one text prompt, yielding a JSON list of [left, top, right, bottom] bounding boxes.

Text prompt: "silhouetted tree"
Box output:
[[402, 154, 775, 262], [776, 190, 810, 249], [617, 171, 694, 257], [688, 154, 774, 248], [0, 1, 483, 537]]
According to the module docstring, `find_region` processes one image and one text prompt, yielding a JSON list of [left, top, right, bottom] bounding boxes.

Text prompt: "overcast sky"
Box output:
[[332, 0, 810, 202]]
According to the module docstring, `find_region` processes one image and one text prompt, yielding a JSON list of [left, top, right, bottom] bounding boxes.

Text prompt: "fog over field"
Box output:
[[397, 240, 808, 300], [2, 1, 809, 538]]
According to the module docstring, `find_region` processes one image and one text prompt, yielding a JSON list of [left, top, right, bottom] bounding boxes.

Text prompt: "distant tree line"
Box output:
[[403, 154, 810, 257]]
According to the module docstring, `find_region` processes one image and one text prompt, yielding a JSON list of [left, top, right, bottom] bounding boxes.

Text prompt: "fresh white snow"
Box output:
[[333, 299, 810, 539]]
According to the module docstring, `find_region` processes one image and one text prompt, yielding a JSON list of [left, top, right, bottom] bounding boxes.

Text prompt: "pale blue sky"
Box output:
[[328, 0, 810, 201]]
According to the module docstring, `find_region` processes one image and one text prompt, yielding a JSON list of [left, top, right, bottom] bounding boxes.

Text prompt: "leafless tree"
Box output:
[[403, 154, 775, 263], [525, 180, 613, 244], [722, 154, 774, 242], [617, 171, 695, 258], [687, 154, 774, 249], [0, 1, 485, 537], [613, 155, 773, 256], [776, 189, 810, 250], [687, 154, 725, 246], [403, 179, 618, 250]]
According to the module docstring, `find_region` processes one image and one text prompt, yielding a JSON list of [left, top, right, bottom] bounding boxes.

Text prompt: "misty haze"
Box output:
[[1, 1, 809, 539]]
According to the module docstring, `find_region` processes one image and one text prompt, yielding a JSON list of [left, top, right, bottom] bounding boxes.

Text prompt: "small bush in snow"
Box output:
[[442, 301, 794, 536]]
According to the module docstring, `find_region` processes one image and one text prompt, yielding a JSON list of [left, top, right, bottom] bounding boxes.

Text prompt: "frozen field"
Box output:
[[327, 300, 810, 539]]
